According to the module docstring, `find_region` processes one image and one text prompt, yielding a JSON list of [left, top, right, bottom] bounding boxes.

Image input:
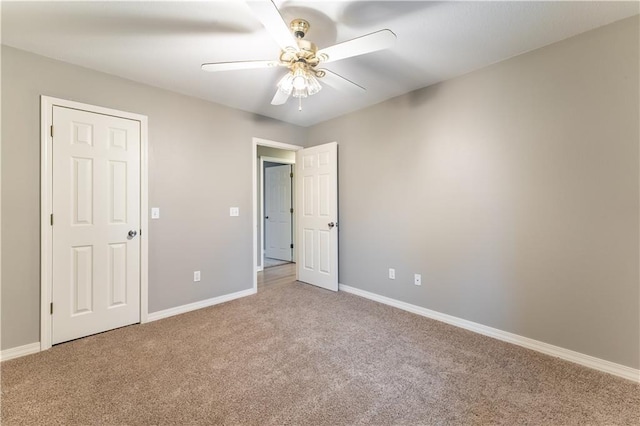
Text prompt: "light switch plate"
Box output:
[[230, 207, 239, 217], [151, 207, 160, 219], [414, 274, 422, 286], [389, 268, 395, 280]]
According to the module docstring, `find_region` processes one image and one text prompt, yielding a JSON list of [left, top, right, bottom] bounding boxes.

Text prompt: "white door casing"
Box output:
[[265, 164, 292, 261], [296, 142, 339, 291], [41, 96, 149, 350], [255, 144, 301, 276]]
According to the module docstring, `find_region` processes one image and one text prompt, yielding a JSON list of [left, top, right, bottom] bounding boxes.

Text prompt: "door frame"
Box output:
[[260, 156, 295, 270], [252, 137, 303, 291], [40, 96, 149, 351]]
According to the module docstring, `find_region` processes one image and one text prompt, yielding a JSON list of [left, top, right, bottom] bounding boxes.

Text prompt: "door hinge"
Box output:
[[290, 208, 294, 214], [50, 302, 53, 315], [290, 243, 294, 249], [50, 214, 54, 226], [290, 172, 293, 178], [140, 229, 142, 237], [50, 125, 54, 138]]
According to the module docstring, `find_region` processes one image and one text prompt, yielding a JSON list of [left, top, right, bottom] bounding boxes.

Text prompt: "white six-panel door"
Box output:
[[296, 142, 338, 291], [52, 106, 141, 344], [265, 164, 293, 261]]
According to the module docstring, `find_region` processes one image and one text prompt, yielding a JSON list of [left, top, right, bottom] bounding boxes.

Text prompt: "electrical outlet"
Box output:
[[230, 207, 239, 217], [414, 274, 422, 286], [388, 268, 396, 280], [194, 271, 201, 282]]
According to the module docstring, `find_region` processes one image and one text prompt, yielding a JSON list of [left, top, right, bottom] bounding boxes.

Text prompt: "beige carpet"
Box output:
[[2, 264, 639, 425]]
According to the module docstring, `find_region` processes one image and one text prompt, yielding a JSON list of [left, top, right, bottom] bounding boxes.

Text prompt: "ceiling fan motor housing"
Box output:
[[280, 38, 320, 67]]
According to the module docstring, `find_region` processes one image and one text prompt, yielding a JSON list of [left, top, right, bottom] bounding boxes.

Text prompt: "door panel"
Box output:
[[319, 230, 331, 274], [73, 158, 93, 225], [303, 229, 314, 270], [296, 142, 338, 291], [265, 164, 293, 261], [72, 246, 93, 314], [108, 243, 127, 307], [52, 106, 141, 344], [109, 161, 128, 223]]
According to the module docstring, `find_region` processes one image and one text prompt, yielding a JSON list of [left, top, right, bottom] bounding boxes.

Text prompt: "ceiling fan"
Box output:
[[201, 0, 396, 110]]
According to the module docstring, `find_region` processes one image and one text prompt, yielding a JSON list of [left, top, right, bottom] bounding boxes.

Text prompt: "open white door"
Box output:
[[265, 164, 293, 261], [296, 142, 338, 291]]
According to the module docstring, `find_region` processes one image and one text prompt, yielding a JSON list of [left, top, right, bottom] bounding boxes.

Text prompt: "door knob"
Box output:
[[128, 230, 138, 238], [328, 222, 335, 229]]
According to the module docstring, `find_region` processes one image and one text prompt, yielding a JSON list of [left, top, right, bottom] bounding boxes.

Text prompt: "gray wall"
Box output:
[[1, 46, 307, 350], [308, 16, 640, 369]]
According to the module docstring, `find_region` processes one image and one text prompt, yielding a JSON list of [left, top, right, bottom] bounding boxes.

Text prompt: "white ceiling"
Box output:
[[2, 1, 638, 127]]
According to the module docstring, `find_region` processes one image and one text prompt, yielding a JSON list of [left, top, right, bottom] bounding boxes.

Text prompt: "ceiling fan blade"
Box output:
[[271, 89, 290, 105], [247, 0, 299, 52], [201, 60, 279, 72], [317, 29, 396, 63], [317, 69, 366, 93]]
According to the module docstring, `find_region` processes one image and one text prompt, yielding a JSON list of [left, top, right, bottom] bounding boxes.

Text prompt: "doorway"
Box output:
[[263, 161, 294, 267], [253, 138, 302, 291], [254, 140, 300, 272], [40, 96, 149, 350], [252, 138, 340, 293]]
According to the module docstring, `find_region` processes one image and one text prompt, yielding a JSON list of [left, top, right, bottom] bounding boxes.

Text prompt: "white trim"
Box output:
[[147, 288, 256, 322], [40, 96, 150, 349], [252, 137, 303, 293], [260, 157, 265, 270], [40, 97, 53, 351], [261, 156, 295, 164], [339, 284, 640, 383], [260, 155, 295, 269], [253, 138, 303, 151], [139, 115, 149, 323], [1, 342, 41, 362]]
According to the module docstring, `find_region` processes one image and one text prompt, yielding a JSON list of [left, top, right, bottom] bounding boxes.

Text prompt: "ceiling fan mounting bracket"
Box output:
[[290, 19, 310, 39]]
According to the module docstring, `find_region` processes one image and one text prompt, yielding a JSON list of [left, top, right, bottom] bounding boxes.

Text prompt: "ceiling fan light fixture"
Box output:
[[292, 67, 307, 90], [292, 85, 309, 99], [277, 72, 295, 95], [277, 64, 322, 100], [305, 73, 322, 96]]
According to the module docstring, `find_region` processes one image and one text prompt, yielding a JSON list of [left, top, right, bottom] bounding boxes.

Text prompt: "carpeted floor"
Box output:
[[2, 263, 639, 425]]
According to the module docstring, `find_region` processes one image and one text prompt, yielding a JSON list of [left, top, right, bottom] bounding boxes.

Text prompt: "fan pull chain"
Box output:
[[298, 97, 302, 112]]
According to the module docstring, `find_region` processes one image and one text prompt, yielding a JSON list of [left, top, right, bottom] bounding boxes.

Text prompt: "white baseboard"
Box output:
[[1, 342, 41, 362], [339, 284, 640, 383], [147, 288, 256, 322]]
